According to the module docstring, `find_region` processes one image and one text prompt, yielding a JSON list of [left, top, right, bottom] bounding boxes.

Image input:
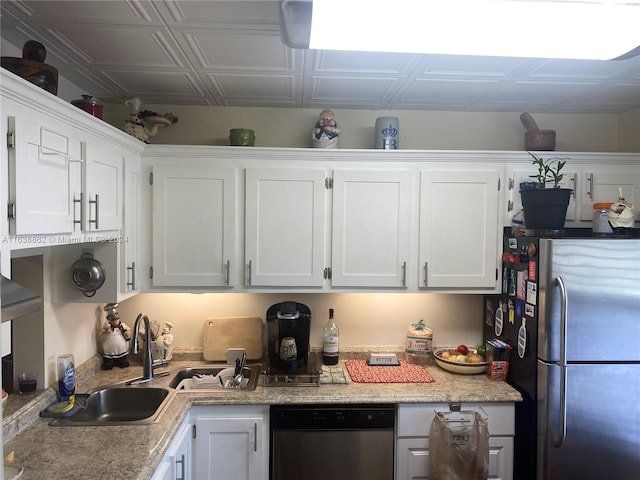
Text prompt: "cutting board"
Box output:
[[203, 317, 263, 361]]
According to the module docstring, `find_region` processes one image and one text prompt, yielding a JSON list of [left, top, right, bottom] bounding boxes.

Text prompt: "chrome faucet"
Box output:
[[132, 313, 154, 381]]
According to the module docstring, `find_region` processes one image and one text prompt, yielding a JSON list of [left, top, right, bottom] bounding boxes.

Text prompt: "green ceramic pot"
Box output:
[[229, 128, 255, 146]]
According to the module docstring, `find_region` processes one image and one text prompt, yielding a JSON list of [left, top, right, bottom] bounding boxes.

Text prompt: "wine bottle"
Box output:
[[322, 308, 339, 365]]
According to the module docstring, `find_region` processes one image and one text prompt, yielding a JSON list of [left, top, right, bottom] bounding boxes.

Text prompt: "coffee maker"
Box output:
[[266, 301, 311, 372]]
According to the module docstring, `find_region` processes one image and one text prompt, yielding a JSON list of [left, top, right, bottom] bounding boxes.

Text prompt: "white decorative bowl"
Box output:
[[434, 348, 488, 375]]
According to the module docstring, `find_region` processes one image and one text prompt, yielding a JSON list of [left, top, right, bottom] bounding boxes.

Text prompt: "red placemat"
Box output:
[[345, 359, 435, 383]]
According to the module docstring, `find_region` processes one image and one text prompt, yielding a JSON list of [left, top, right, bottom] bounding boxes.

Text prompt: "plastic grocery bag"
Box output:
[[429, 410, 489, 480]]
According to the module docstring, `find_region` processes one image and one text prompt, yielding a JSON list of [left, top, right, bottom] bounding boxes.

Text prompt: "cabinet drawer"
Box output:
[[397, 403, 514, 437], [396, 436, 513, 480]]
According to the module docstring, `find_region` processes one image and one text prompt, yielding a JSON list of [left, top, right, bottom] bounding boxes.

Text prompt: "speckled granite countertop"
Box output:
[[2, 353, 521, 480]]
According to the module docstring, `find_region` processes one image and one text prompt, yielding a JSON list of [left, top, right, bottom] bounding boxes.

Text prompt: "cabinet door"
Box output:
[[579, 170, 640, 222], [121, 155, 141, 294], [152, 165, 237, 286], [193, 416, 265, 480], [151, 419, 192, 480], [331, 170, 412, 287], [419, 170, 500, 288], [396, 436, 513, 480], [8, 116, 82, 235], [82, 140, 123, 231], [245, 168, 326, 287]]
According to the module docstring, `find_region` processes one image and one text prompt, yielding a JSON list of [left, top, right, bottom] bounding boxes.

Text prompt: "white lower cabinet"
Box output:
[[396, 403, 514, 480], [151, 416, 192, 480], [191, 405, 268, 480]]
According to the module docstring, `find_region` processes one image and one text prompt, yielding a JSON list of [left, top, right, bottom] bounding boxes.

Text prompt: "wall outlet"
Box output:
[[226, 348, 247, 366]]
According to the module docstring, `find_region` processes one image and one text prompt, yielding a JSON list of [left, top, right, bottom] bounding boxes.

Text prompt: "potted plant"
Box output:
[[519, 152, 573, 231]]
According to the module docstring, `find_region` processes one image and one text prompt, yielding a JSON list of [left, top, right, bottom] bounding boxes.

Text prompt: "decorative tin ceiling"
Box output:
[[1, 0, 639, 113]]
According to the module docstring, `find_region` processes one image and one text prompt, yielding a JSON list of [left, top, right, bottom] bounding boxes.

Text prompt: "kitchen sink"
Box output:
[[48, 386, 173, 426], [168, 365, 261, 391]]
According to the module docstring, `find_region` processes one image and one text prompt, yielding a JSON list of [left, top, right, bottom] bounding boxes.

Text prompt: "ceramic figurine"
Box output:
[[155, 322, 174, 361], [101, 303, 131, 369], [312, 108, 340, 148], [124, 97, 158, 143]]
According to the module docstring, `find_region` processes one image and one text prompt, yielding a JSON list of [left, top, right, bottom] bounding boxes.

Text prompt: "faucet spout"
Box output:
[[132, 313, 154, 381]]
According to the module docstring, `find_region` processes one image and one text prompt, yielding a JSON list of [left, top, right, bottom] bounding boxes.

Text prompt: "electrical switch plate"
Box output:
[[367, 353, 400, 366]]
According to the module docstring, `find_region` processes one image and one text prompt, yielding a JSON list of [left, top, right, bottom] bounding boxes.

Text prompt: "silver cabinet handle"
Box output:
[[507, 200, 513, 212], [225, 259, 230, 286], [587, 173, 594, 199], [126, 262, 136, 291], [73, 192, 83, 229], [401, 261, 407, 287], [423, 262, 428, 287], [552, 276, 568, 448], [254, 422, 258, 452], [89, 194, 99, 229], [175, 453, 185, 480], [247, 260, 252, 286], [570, 173, 577, 198]]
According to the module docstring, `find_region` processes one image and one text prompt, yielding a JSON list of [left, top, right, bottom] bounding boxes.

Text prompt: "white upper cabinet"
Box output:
[[331, 170, 412, 288], [577, 169, 640, 223], [121, 154, 142, 295], [245, 167, 326, 287], [419, 169, 501, 288], [504, 154, 640, 228], [82, 139, 123, 232], [141, 147, 638, 293], [7, 115, 82, 235], [152, 165, 237, 287], [1, 69, 144, 245]]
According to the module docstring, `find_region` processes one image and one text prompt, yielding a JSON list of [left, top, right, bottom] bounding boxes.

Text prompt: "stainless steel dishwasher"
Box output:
[[270, 404, 396, 480]]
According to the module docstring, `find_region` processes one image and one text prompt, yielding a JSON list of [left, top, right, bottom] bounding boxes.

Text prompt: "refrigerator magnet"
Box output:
[[494, 304, 504, 336], [517, 270, 527, 300], [527, 282, 537, 305], [525, 303, 535, 317], [515, 299, 523, 319], [508, 299, 515, 324], [517, 318, 527, 359], [528, 260, 536, 281]]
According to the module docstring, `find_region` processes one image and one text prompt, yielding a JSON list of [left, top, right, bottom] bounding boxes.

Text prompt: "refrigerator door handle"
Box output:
[[555, 276, 568, 368], [552, 365, 568, 448], [552, 276, 568, 448]]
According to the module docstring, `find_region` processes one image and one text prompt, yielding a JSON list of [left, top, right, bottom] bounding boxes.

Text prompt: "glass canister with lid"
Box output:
[[592, 202, 613, 236], [405, 319, 433, 365], [71, 94, 103, 119]]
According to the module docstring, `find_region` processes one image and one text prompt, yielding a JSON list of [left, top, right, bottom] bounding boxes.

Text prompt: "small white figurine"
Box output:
[[124, 97, 158, 143], [101, 303, 131, 369], [156, 322, 174, 361], [312, 108, 340, 148]]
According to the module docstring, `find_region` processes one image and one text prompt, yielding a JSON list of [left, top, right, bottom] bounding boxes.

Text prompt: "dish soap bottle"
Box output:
[[57, 353, 76, 401], [322, 308, 340, 365]]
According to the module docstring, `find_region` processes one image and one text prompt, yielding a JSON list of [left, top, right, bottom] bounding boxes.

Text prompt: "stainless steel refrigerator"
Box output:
[[485, 235, 640, 480]]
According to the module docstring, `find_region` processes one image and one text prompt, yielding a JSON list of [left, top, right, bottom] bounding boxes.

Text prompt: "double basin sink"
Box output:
[[49, 364, 262, 427]]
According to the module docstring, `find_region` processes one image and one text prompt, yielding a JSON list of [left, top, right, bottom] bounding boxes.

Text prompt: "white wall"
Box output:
[[115, 292, 484, 353]]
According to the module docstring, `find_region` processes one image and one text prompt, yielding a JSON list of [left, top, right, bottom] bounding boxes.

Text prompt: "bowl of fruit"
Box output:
[[434, 344, 488, 375]]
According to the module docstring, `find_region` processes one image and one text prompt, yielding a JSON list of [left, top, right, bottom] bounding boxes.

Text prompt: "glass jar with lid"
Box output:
[[592, 202, 613, 236]]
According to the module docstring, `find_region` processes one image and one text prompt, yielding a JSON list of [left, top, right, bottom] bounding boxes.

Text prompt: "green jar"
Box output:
[[229, 128, 255, 146]]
